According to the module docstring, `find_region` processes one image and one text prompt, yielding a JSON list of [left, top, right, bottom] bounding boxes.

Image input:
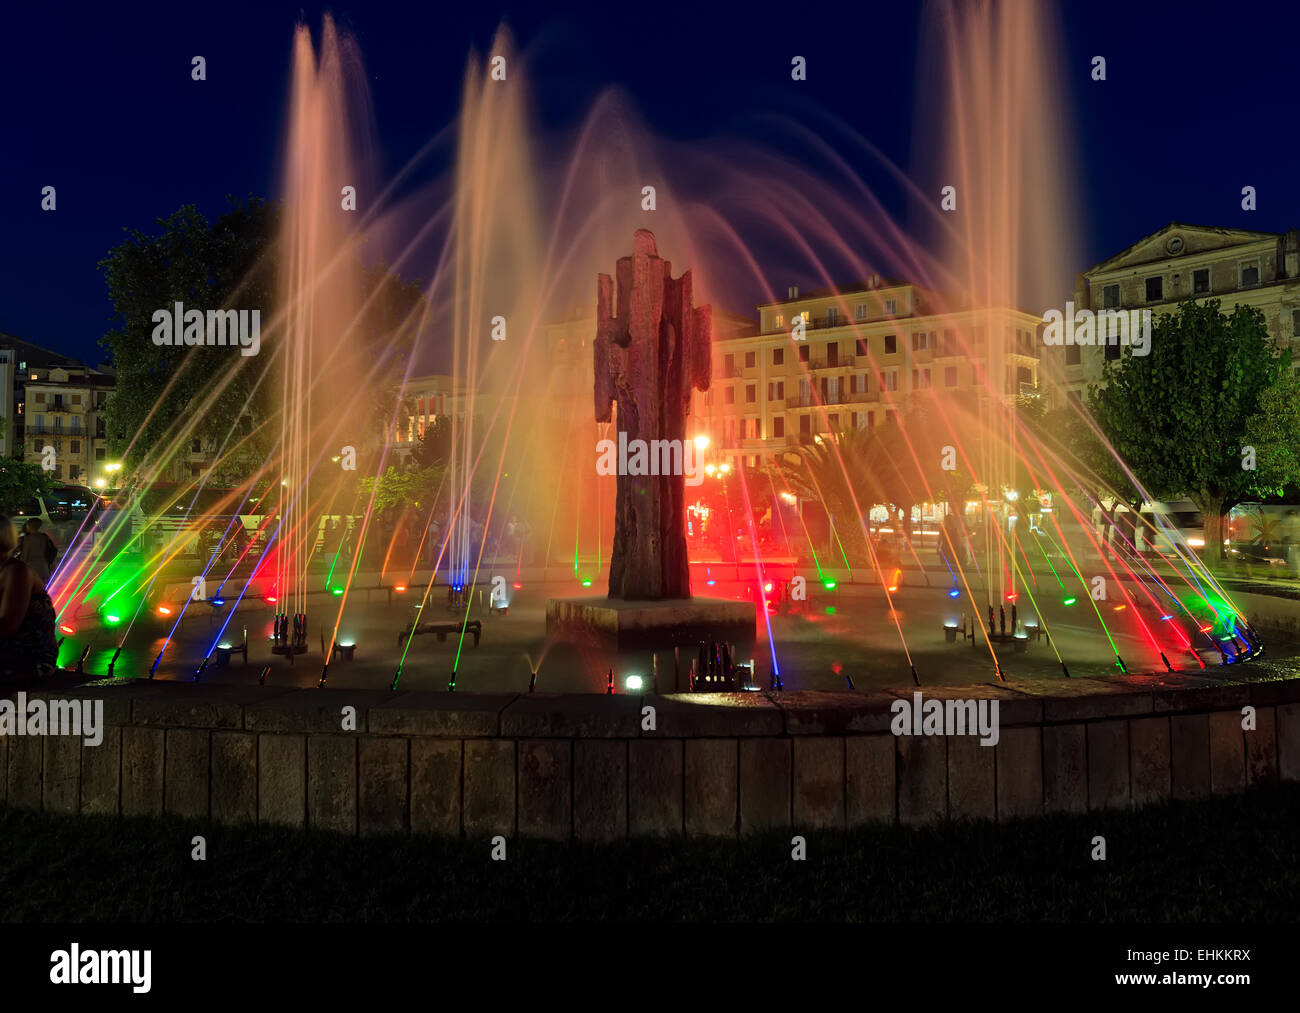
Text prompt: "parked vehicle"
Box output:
[[5, 484, 105, 556]]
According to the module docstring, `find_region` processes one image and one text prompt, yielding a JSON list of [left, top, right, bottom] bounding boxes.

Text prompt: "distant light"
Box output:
[[266, 595, 278, 604], [823, 579, 837, 590], [1113, 604, 1127, 611], [825, 605, 836, 615], [1198, 623, 1212, 633], [104, 462, 122, 472], [1006, 592, 1018, 602], [331, 588, 343, 596], [218, 642, 232, 650], [512, 582, 523, 590], [1005, 489, 1019, 501], [625, 674, 644, 691], [394, 585, 406, 593], [59, 624, 75, 635], [94, 478, 106, 489], [581, 579, 593, 587], [719, 463, 731, 474], [212, 599, 225, 607], [706, 579, 716, 586], [948, 589, 960, 598], [944, 619, 959, 629], [157, 606, 172, 616], [1187, 537, 1205, 547], [338, 640, 355, 648], [1159, 614, 1173, 621], [105, 614, 121, 624], [763, 582, 774, 593], [693, 435, 710, 450], [1063, 597, 1076, 606], [779, 491, 797, 505]]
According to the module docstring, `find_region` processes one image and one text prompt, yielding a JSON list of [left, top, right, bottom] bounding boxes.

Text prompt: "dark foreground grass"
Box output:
[[2, 783, 1297, 922]]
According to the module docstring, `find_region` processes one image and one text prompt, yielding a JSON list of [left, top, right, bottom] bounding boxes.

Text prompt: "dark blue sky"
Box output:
[[1, 0, 1295, 365]]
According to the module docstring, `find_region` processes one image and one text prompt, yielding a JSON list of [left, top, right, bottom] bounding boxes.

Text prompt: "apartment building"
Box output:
[[23, 364, 115, 486], [1050, 223, 1300, 401], [690, 278, 1046, 470]]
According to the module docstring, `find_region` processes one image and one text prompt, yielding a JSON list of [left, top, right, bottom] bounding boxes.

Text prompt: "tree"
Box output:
[[98, 198, 425, 482], [1089, 298, 1300, 563], [0, 459, 54, 513]]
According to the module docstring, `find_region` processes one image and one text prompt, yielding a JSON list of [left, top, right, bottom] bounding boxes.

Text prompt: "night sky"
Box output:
[[1, 0, 1295, 366]]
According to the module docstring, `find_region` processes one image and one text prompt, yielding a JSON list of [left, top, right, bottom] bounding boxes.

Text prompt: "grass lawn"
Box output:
[[2, 783, 1297, 922]]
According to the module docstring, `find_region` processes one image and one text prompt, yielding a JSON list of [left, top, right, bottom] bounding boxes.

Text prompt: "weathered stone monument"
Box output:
[[595, 229, 710, 600], [546, 230, 755, 670]]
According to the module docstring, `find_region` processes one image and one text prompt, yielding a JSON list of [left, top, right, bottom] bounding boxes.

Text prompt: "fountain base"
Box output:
[[546, 596, 756, 654]]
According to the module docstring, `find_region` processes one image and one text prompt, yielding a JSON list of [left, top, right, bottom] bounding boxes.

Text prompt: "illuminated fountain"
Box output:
[[45, 3, 1266, 691]]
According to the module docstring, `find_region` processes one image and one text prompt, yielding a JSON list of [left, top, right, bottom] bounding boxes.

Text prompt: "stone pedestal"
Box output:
[[546, 597, 756, 655]]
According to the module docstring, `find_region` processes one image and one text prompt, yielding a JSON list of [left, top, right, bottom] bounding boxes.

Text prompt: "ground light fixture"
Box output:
[[625, 674, 644, 691], [823, 579, 837, 590], [948, 588, 960, 598]]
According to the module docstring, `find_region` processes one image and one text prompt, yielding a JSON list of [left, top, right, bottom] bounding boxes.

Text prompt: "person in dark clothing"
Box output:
[[0, 515, 59, 680], [17, 517, 58, 586]]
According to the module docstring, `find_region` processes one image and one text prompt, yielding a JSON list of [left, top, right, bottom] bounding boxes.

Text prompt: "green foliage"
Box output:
[[358, 463, 444, 514], [98, 199, 426, 483], [98, 198, 279, 470], [1089, 298, 1300, 559], [0, 458, 55, 513]]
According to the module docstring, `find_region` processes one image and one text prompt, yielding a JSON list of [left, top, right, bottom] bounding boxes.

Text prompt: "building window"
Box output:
[[884, 334, 897, 354], [1241, 263, 1260, 287], [879, 370, 898, 392], [1292, 308, 1300, 336], [95, 448, 106, 461], [34, 392, 45, 404], [1193, 268, 1210, 294], [912, 331, 929, 351], [884, 298, 897, 315], [912, 368, 931, 389], [799, 414, 811, 434], [885, 409, 897, 426], [1066, 345, 1081, 365], [826, 307, 839, 325], [942, 328, 956, 354], [70, 440, 80, 454], [724, 387, 735, 405], [1102, 284, 1120, 309], [1105, 341, 1121, 361], [826, 342, 838, 367], [798, 345, 810, 362], [1145, 277, 1163, 302], [855, 303, 867, 320], [724, 353, 735, 375], [773, 313, 784, 329], [944, 366, 958, 387], [772, 348, 783, 366], [744, 351, 756, 369], [773, 417, 785, 438], [855, 338, 868, 356], [745, 384, 756, 403], [828, 413, 840, 430]]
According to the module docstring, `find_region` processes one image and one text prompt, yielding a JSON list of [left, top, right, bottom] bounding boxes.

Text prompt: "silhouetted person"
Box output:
[[17, 518, 57, 586], [0, 515, 58, 680]]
